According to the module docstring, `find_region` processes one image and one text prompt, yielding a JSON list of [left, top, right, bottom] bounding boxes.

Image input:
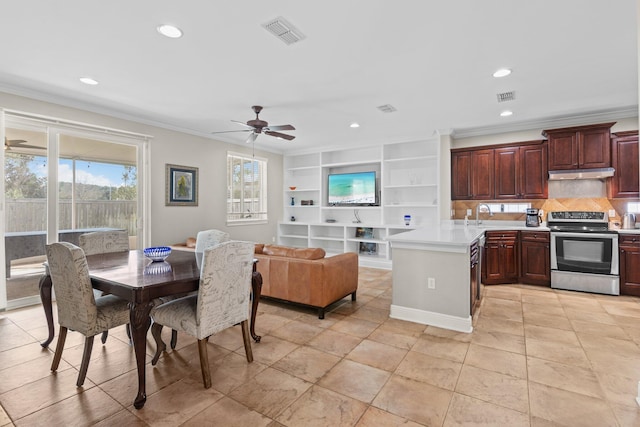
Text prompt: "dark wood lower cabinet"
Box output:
[[482, 231, 518, 285], [482, 230, 550, 286], [619, 234, 640, 296], [519, 231, 551, 286]]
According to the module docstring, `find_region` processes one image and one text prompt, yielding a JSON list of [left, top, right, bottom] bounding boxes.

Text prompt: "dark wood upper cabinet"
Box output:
[[494, 142, 548, 199], [452, 141, 547, 200], [519, 143, 548, 199], [494, 146, 519, 199], [451, 149, 493, 200], [544, 122, 614, 170], [609, 130, 639, 199], [471, 149, 494, 200], [451, 150, 472, 200]]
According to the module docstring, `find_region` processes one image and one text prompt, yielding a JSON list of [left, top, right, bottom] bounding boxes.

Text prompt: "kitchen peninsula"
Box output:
[[387, 222, 548, 332], [387, 224, 484, 333]]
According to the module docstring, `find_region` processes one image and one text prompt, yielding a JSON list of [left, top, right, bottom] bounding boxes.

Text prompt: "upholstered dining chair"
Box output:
[[78, 230, 129, 256], [79, 230, 130, 344], [150, 241, 254, 389], [161, 228, 231, 350], [46, 242, 130, 387], [194, 229, 230, 253]]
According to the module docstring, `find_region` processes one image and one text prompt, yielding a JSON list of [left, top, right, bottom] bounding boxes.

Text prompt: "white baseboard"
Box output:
[[390, 304, 473, 333]]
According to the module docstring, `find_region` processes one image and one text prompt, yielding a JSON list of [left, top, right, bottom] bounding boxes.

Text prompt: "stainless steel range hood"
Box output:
[[548, 167, 615, 180]]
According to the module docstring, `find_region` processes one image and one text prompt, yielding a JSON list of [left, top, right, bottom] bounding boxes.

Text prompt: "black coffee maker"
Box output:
[[526, 208, 541, 227]]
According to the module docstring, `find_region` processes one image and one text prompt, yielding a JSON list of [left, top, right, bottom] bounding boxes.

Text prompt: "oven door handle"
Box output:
[[550, 232, 618, 240]]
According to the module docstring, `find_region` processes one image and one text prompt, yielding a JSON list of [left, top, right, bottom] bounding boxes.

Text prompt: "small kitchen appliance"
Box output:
[[622, 213, 636, 229], [526, 208, 541, 227]]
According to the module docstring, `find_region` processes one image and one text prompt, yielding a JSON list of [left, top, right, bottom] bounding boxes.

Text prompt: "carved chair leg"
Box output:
[[77, 335, 95, 387], [197, 338, 212, 389], [101, 331, 108, 344], [240, 320, 253, 363], [150, 322, 166, 365], [51, 326, 68, 372], [126, 323, 132, 341], [171, 329, 178, 349]]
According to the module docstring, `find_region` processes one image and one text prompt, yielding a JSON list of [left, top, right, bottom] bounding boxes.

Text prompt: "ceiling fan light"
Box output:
[[79, 77, 98, 85], [493, 68, 512, 78], [157, 24, 183, 38]]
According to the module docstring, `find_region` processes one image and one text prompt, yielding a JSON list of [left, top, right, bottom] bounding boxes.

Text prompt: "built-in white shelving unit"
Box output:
[[280, 138, 440, 268]]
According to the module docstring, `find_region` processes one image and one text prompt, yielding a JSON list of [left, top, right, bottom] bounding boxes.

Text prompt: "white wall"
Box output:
[[0, 91, 283, 246]]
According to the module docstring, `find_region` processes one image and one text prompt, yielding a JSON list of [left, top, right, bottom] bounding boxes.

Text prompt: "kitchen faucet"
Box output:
[[476, 203, 493, 226]]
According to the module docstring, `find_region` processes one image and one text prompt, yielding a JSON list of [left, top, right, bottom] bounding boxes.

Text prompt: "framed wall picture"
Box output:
[[165, 164, 198, 206]]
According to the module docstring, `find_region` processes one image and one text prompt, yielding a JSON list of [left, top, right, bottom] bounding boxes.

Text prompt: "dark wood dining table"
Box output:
[[38, 249, 262, 409]]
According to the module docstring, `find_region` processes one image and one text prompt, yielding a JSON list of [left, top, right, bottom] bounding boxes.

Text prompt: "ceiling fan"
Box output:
[[4, 137, 44, 151], [212, 105, 295, 144]]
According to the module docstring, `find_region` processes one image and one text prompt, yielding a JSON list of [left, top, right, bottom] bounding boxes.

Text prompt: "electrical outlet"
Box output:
[[609, 209, 616, 218], [272, 236, 276, 243], [427, 277, 436, 289], [466, 209, 472, 216]]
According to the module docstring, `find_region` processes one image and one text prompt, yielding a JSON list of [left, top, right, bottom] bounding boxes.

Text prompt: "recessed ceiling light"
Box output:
[[350, 123, 360, 128], [157, 24, 183, 38], [500, 110, 513, 117], [493, 68, 512, 78], [79, 77, 98, 85]]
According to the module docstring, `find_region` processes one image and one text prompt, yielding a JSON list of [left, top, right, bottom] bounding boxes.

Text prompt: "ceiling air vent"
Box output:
[[262, 17, 306, 45], [496, 91, 515, 102], [377, 104, 397, 113]]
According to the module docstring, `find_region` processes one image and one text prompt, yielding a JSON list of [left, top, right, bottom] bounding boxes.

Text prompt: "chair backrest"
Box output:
[[196, 241, 254, 337], [79, 230, 129, 256], [46, 242, 98, 335], [195, 229, 230, 252]]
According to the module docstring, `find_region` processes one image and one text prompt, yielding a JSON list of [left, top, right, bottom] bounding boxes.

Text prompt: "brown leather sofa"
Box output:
[[254, 244, 358, 319]]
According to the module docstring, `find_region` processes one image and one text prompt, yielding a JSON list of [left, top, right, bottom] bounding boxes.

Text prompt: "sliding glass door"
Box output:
[[1, 111, 148, 310]]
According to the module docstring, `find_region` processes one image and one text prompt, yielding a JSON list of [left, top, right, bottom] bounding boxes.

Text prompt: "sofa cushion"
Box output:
[[262, 244, 325, 260], [291, 247, 326, 260]]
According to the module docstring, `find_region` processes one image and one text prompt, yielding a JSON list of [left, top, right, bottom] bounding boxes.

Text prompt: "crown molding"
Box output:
[[452, 106, 638, 139]]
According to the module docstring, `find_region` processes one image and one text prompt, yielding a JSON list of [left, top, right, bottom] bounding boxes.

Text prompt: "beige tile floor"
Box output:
[[2, 268, 640, 426]]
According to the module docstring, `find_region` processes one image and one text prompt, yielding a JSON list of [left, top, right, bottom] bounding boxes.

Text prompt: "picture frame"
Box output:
[[359, 242, 377, 255], [165, 164, 198, 206], [355, 227, 374, 239]]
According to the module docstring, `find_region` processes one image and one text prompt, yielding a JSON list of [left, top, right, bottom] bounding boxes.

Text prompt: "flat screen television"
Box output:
[[327, 171, 377, 206]]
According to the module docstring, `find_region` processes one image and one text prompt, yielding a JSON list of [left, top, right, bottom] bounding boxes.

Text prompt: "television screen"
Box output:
[[328, 171, 377, 206]]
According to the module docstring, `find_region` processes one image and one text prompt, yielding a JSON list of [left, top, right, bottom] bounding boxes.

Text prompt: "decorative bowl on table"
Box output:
[[289, 186, 297, 190], [143, 246, 172, 262]]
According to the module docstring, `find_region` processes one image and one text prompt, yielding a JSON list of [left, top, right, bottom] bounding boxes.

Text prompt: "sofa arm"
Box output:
[[319, 252, 358, 304]]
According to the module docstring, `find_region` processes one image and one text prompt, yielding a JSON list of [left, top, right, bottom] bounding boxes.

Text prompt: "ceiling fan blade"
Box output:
[[211, 129, 253, 134], [245, 132, 258, 144], [265, 124, 295, 132], [264, 131, 295, 141], [231, 120, 255, 129], [14, 144, 45, 150]]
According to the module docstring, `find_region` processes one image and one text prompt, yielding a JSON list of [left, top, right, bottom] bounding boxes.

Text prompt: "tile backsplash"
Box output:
[[452, 198, 640, 223]]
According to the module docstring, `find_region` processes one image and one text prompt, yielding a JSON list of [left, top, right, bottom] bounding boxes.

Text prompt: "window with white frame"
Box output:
[[226, 152, 268, 224]]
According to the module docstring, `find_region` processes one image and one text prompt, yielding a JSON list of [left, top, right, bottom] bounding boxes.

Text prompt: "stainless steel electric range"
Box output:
[[547, 211, 619, 295]]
